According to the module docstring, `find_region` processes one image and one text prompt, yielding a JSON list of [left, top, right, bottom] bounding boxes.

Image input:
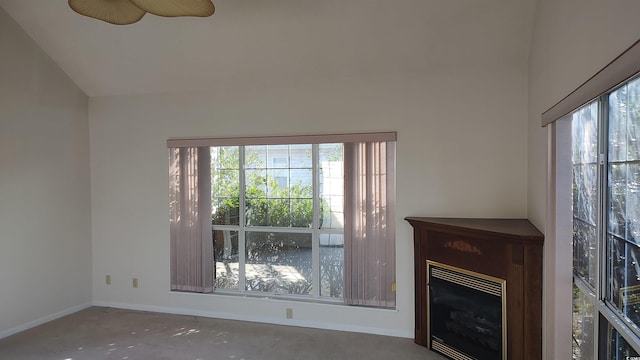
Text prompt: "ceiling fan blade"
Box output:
[[68, 0, 146, 25], [129, 0, 215, 18]]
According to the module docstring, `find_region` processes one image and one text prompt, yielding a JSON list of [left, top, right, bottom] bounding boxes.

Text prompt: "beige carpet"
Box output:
[[0, 307, 446, 360]]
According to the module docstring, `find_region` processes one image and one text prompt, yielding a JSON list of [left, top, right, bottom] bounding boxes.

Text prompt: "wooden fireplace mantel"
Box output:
[[405, 217, 544, 360]]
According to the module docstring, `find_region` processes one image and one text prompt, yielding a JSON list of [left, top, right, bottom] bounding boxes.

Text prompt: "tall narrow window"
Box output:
[[543, 38, 640, 360], [168, 133, 396, 307], [568, 76, 640, 358], [606, 77, 640, 345], [571, 101, 599, 360]]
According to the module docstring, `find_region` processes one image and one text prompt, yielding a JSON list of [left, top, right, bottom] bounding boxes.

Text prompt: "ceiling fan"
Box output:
[[68, 0, 215, 25]]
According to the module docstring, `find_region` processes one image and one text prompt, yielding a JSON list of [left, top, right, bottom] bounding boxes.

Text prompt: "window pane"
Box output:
[[609, 235, 627, 307], [609, 84, 629, 163], [245, 145, 267, 168], [573, 102, 599, 164], [267, 169, 289, 194], [245, 146, 312, 228], [320, 196, 344, 229], [214, 230, 239, 290], [245, 166, 268, 226], [573, 281, 595, 360], [290, 198, 312, 227], [628, 164, 640, 243], [271, 156, 289, 168], [246, 198, 268, 226], [609, 325, 640, 360], [609, 164, 627, 238], [573, 102, 599, 288], [320, 233, 344, 298], [290, 169, 313, 196], [573, 164, 598, 225], [245, 232, 312, 295], [245, 169, 267, 196], [212, 147, 240, 225], [611, 241, 640, 329], [319, 144, 344, 230], [289, 144, 312, 168], [267, 198, 291, 227], [574, 219, 597, 287], [628, 78, 640, 161]]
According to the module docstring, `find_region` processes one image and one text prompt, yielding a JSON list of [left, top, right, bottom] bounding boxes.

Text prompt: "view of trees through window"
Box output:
[[571, 75, 640, 359], [210, 144, 345, 299]]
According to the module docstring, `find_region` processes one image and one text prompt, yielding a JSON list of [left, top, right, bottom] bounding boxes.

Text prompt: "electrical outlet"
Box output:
[[286, 308, 293, 319], [106, 275, 111, 285], [133, 278, 138, 288]]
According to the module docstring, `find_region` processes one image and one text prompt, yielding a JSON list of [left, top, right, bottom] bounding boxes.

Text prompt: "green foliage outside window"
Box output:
[[211, 146, 316, 228], [211, 145, 342, 297]]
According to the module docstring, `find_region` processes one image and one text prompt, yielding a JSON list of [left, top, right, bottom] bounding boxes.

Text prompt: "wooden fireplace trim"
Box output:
[[406, 217, 544, 360]]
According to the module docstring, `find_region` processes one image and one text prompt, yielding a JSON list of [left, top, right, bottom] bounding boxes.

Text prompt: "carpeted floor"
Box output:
[[0, 307, 446, 360]]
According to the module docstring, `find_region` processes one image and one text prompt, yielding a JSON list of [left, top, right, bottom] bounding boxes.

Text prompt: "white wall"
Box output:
[[90, 63, 529, 336], [0, 7, 91, 337], [0, 0, 535, 342], [527, 1, 640, 358], [11, 0, 637, 346]]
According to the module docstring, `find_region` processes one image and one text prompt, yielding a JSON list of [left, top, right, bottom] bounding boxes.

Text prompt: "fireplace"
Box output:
[[428, 261, 506, 360], [406, 217, 543, 360]]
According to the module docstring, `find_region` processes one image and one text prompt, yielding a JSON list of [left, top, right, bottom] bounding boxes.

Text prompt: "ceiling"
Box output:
[[0, 0, 536, 97]]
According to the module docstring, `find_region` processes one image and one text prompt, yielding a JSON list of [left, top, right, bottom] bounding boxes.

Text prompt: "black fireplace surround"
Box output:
[[428, 261, 505, 360]]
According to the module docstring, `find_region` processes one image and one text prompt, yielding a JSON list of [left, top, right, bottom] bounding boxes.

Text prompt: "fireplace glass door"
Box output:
[[427, 261, 506, 360]]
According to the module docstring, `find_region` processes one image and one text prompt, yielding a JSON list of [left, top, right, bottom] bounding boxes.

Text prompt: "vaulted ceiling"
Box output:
[[0, 0, 536, 97]]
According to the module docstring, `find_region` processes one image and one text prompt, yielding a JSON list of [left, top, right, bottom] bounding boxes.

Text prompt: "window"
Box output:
[[569, 76, 640, 359], [211, 144, 339, 297], [168, 133, 396, 308]]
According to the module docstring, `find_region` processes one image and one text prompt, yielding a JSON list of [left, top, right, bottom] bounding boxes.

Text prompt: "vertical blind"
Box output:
[[344, 141, 396, 307], [169, 147, 214, 293]]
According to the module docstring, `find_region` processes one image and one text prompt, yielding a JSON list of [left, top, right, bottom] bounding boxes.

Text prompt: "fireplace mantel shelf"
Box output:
[[406, 217, 544, 360], [405, 217, 543, 243]]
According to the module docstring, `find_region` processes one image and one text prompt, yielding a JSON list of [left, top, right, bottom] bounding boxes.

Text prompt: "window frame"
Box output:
[[544, 38, 640, 359], [168, 132, 397, 307], [211, 143, 344, 300], [600, 76, 640, 353], [560, 76, 640, 359]]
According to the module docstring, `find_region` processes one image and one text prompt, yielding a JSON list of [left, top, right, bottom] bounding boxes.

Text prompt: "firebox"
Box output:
[[427, 261, 506, 360]]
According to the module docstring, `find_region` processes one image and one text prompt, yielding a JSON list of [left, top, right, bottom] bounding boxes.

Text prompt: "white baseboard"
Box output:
[[0, 302, 92, 339], [92, 301, 412, 338]]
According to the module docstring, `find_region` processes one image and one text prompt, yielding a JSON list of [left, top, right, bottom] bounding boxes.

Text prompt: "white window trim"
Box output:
[[543, 37, 640, 359], [169, 132, 397, 308], [547, 89, 640, 359], [545, 120, 574, 359]]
